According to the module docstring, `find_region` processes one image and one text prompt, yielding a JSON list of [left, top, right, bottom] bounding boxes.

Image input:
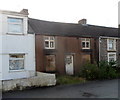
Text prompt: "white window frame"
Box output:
[[9, 54, 25, 71], [107, 38, 116, 51], [108, 52, 116, 62], [81, 38, 90, 49], [7, 17, 23, 34], [44, 36, 55, 49]]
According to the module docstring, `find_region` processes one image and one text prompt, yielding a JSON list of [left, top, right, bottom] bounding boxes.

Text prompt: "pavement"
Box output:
[[2, 79, 119, 99]]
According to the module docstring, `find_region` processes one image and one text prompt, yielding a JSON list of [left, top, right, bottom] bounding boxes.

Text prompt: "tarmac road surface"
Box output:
[[2, 79, 119, 99]]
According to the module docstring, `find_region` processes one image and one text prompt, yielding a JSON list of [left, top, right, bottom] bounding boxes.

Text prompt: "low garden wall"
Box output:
[[1, 72, 56, 92]]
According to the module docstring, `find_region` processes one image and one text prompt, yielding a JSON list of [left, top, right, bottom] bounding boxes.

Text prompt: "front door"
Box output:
[[65, 55, 74, 75]]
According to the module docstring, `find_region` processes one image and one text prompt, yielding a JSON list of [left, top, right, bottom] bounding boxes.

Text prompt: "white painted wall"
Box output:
[[0, 36, 2, 80], [0, 10, 35, 80]]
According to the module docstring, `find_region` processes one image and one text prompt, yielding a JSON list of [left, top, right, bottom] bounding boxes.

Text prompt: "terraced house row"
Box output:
[[0, 9, 119, 90], [29, 18, 119, 75]]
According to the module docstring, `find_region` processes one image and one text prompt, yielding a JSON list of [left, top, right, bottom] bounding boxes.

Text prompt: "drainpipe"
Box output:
[[99, 37, 101, 62]]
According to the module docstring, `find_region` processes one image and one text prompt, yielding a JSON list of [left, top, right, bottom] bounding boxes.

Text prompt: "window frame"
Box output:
[[7, 17, 23, 34], [81, 38, 90, 49], [107, 38, 116, 51], [44, 36, 55, 49], [9, 54, 25, 71], [108, 52, 116, 62]]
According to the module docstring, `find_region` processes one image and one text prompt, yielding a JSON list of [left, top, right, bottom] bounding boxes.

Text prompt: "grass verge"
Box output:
[[56, 75, 86, 85]]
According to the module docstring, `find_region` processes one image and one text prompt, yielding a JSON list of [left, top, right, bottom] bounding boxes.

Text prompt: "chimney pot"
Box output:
[[78, 19, 87, 24], [20, 9, 29, 15]]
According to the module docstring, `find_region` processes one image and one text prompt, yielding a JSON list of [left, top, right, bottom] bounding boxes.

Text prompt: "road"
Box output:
[[2, 79, 119, 98]]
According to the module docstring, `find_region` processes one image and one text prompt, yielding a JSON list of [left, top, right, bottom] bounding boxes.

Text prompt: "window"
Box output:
[[82, 54, 91, 63], [8, 17, 23, 34], [81, 38, 90, 49], [107, 39, 116, 51], [44, 36, 55, 49], [9, 54, 25, 70], [108, 53, 116, 62]]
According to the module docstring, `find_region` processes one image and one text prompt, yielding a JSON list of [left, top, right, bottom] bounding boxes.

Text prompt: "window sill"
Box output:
[[81, 49, 92, 52], [107, 50, 116, 52], [82, 48, 90, 49], [9, 69, 25, 73], [44, 48, 55, 49], [7, 33, 25, 35]]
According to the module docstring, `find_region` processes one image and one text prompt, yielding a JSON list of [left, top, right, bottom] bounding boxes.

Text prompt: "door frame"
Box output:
[[65, 54, 74, 75]]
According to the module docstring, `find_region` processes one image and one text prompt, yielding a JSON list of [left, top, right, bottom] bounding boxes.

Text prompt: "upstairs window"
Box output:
[[107, 39, 116, 51], [7, 17, 23, 34], [44, 36, 55, 49], [81, 38, 90, 49], [9, 54, 25, 71]]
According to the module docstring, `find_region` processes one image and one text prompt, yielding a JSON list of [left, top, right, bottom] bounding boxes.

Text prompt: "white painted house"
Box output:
[[0, 9, 36, 80]]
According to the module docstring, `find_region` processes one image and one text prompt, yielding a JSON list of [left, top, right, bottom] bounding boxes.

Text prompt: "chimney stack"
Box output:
[[20, 9, 29, 15], [78, 19, 87, 24]]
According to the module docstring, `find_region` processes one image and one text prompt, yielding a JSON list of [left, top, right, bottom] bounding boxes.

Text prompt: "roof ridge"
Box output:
[[29, 18, 117, 29]]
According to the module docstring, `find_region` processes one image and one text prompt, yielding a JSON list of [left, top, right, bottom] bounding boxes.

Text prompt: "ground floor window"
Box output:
[[45, 55, 56, 72], [9, 54, 25, 70], [108, 53, 116, 62], [82, 54, 91, 63]]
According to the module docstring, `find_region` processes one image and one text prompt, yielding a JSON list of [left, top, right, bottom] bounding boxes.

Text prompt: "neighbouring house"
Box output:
[[28, 18, 119, 75], [99, 26, 120, 65], [0, 9, 35, 80], [0, 9, 56, 91], [99, 36, 120, 65]]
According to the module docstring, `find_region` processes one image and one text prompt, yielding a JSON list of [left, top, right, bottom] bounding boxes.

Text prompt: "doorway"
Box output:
[[65, 55, 74, 75]]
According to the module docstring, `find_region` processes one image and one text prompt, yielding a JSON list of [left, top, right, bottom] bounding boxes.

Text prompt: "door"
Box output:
[[65, 55, 74, 75]]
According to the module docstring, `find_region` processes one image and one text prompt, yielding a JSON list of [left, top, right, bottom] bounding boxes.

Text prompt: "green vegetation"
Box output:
[[56, 75, 86, 85], [78, 61, 118, 80], [77, 62, 99, 80], [98, 61, 117, 79], [56, 61, 119, 85]]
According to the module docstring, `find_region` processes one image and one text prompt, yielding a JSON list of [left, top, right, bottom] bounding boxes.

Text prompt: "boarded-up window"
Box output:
[[45, 55, 56, 72], [82, 54, 91, 63]]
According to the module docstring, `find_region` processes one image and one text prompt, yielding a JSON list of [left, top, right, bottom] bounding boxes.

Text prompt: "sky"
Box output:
[[0, 0, 119, 28]]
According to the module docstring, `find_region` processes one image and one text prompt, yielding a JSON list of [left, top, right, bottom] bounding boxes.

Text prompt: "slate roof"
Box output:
[[28, 18, 118, 38]]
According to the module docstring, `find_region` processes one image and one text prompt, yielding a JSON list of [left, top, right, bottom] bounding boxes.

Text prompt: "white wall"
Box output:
[[0, 10, 35, 80], [0, 13, 2, 34], [2, 35, 35, 80], [0, 36, 2, 80]]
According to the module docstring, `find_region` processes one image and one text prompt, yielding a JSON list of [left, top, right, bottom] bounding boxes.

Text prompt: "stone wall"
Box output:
[[1, 72, 56, 92], [99, 38, 108, 61], [100, 37, 120, 66]]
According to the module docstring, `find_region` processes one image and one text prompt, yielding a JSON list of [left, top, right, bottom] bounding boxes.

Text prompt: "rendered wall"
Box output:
[[0, 10, 35, 80], [2, 34, 35, 80]]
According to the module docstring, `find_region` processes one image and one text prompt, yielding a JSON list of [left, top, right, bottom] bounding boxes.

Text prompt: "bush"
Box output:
[[78, 61, 117, 80], [98, 61, 117, 79], [78, 62, 99, 80]]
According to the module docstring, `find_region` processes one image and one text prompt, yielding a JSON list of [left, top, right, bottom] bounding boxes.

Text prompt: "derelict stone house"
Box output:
[[28, 18, 119, 75]]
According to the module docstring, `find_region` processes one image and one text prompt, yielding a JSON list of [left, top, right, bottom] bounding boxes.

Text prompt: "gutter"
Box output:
[[99, 36, 120, 39]]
